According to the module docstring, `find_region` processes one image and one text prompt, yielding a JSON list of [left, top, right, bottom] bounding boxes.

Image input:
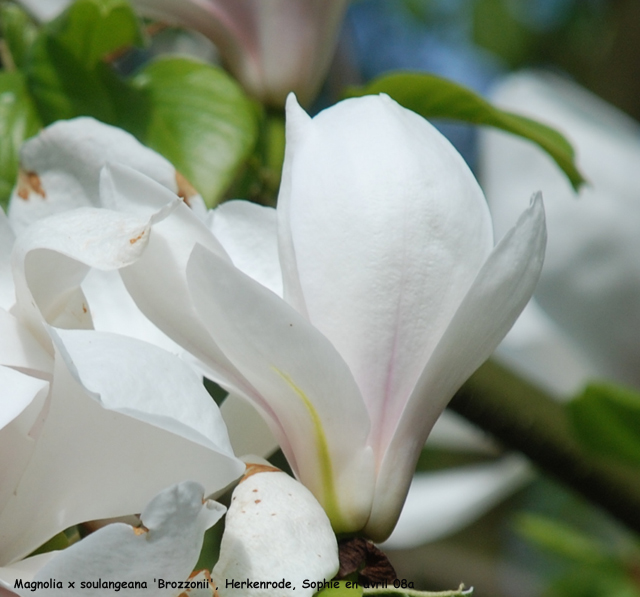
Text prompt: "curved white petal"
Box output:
[[279, 95, 494, 455], [187, 244, 375, 533], [382, 456, 532, 549], [81, 269, 181, 353], [0, 333, 243, 564], [12, 201, 176, 351], [213, 463, 339, 597], [366, 195, 546, 541], [8, 118, 184, 235], [7, 482, 224, 597], [482, 71, 640, 387], [110, 167, 258, 399], [209, 200, 282, 297]]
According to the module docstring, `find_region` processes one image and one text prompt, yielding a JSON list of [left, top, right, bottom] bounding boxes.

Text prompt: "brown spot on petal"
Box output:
[[17, 169, 46, 200], [82, 304, 87, 314], [129, 230, 145, 244], [240, 462, 280, 482], [254, 499, 261, 504], [176, 171, 198, 207]]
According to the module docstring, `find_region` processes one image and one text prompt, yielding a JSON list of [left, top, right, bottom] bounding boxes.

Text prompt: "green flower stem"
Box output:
[[449, 360, 640, 534]]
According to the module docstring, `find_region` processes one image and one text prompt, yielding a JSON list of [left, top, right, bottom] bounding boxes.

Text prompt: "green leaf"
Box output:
[[346, 72, 586, 191], [131, 58, 259, 207], [0, 3, 38, 69], [515, 513, 613, 565], [0, 71, 42, 208], [25, 0, 143, 124], [43, 0, 141, 70], [567, 383, 640, 467]]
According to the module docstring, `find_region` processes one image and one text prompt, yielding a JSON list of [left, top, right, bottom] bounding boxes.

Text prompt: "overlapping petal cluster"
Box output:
[[2, 92, 546, 552]]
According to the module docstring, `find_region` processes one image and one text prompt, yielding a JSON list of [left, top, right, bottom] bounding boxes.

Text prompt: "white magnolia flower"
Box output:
[[0, 202, 244, 564], [481, 70, 640, 393], [101, 94, 547, 541], [17, 0, 348, 107], [1, 481, 224, 596]]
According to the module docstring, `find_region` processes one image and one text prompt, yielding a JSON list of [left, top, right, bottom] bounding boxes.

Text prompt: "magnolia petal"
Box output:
[[8, 118, 189, 235], [81, 269, 181, 353], [187, 244, 375, 533], [0, 309, 53, 375], [382, 456, 532, 549], [109, 166, 258, 400], [220, 394, 279, 459], [213, 463, 339, 597], [0, 366, 49, 513], [366, 195, 546, 541], [11, 201, 176, 351], [279, 95, 494, 454], [0, 211, 15, 311], [8, 482, 224, 597], [51, 327, 238, 456], [209, 200, 282, 297], [0, 335, 243, 564]]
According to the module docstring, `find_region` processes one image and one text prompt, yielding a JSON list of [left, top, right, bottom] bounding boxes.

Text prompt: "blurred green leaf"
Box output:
[[131, 58, 258, 207], [25, 0, 143, 124], [346, 72, 586, 191], [515, 513, 614, 566], [0, 71, 42, 207], [0, 3, 38, 69], [567, 383, 640, 468]]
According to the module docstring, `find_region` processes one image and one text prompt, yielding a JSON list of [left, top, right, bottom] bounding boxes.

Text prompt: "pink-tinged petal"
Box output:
[[366, 195, 546, 541], [187, 244, 375, 533], [220, 394, 279, 459], [8, 482, 224, 597], [0, 333, 243, 564], [0, 366, 49, 514], [8, 118, 185, 235], [131, 0, 347, 107], [213, 462, 339, 597], [0, 211, 15, 311], [209, 200, 282, 297], [0, 309, 53, 375], [280, 94, 494, 457], [382, 456, 532, 549], [11, 202, 176, 352]]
